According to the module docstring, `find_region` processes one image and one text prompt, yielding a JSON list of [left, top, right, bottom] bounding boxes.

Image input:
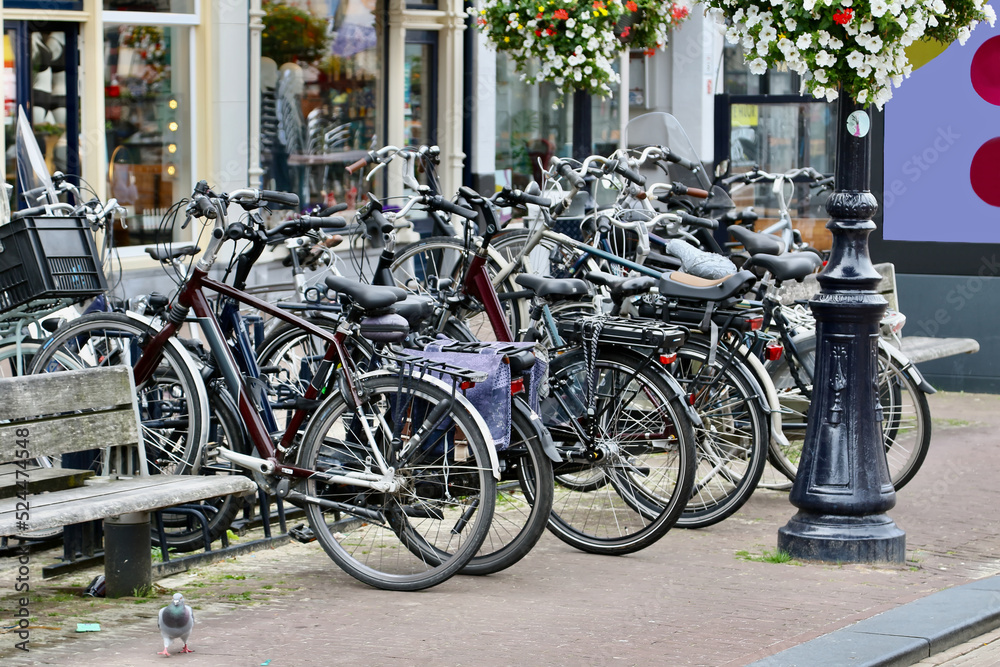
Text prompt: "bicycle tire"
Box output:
[[461, 396, 554, 575], [297, 372, 497, 590], [671, 340, 769, 528], [541, 348, 696, 555], [27, 312, 208, 476]]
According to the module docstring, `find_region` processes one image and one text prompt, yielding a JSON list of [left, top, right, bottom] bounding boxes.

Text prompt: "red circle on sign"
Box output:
[[970, 138, 1000, 207], [971, 36, 1000, 105]]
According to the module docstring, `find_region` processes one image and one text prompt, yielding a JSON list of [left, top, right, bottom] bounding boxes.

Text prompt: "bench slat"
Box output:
[[899, 336, 981, 364], [0, 367, 135, 422], [0, 465, 95, 499], [0, 408, 140, 463], [0, 475, 258, 536]]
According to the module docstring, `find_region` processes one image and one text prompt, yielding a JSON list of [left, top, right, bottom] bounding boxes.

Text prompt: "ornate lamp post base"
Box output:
[[779, 513, 905, 563], [776, 92, 905, 565]]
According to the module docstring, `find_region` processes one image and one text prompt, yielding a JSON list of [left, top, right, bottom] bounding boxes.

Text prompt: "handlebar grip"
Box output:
[[556, 161, 586, 189], [194, 196, 218, 219], [300, 216, 348, 229], [317, 203, 349, 216], [433, 197, 478, 220], [518, 192, 552, 207], [21, 184, 50, 198], [260, 190, 300, 208], [226, 222, 247, 240], [685, 187, 709, 199], [11, 206, 48, 220], [611, 161, 646, 186], [345, 156, 369, 174], [680, 211, 718, 230], [722, 173, 746, 186], [662, 149, 698, 171]]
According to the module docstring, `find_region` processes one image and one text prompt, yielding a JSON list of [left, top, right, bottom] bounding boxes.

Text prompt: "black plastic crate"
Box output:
[[0, 216, 107, 314]]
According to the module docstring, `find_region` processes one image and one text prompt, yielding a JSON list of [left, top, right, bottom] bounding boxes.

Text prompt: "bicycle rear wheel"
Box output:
[[671, 340, 768, 528], [461, 396, 554, 575], [297, 372, 497, 590], [541, 349, 696, 555]]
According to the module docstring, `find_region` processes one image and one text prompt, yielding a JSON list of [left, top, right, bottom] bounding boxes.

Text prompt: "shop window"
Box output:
[[261, 0, 380, 212], [104, 24, 192, 246], [4, 22, 81, 208], [104, 0, 196, 13]]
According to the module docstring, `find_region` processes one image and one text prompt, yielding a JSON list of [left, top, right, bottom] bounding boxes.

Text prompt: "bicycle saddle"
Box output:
[[514, 274, 591, 300], [392, 294, 436, 328], [729, 225, 785, 256], [325, 276, 407, 311], [585, 271, 657, 303], [145, 245, 201, 262], [657, 270, 756, 302], [745, 252, 822, 283]]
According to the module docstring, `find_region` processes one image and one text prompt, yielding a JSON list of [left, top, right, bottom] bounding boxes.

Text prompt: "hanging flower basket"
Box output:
[[473, 0, 693, 97], [699, 0, 996, 107], [619, 1, 693, 50]]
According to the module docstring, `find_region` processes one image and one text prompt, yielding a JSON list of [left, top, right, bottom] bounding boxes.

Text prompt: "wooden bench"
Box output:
[[0, 366, 257, 597], [775, 262, 980, 365]]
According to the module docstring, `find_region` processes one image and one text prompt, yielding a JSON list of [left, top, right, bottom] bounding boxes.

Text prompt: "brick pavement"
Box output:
[[2, 391, 999, 667]]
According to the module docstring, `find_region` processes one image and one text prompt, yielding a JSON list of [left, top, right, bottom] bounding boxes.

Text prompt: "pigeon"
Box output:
[[157, 593, 195, 657]]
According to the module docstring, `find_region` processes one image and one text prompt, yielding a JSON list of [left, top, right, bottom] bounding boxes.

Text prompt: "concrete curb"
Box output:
[[747, 575, 1000, 667]]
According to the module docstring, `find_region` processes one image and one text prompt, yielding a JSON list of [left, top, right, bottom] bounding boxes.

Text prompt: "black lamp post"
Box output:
[[777, 88, 905, 563]]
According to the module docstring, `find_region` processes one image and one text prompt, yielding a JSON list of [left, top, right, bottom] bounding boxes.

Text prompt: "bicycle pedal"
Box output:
[[289, 524, 317, 544]]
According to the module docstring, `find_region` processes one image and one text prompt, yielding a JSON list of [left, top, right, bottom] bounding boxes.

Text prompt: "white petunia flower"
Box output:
[[846, 50, 864, 68], [871, 0, 888, 16], [749, 58, 767, 75], [797, 33, 812, 49]]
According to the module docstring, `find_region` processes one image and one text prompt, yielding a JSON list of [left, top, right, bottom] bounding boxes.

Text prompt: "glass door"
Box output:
[[4, 21, 81, 209]]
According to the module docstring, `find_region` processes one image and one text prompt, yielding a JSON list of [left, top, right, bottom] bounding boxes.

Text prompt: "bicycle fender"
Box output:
[[358, 369, 501, 479], [879, 339, 937, 395], [659, 366, 703, 428], [512, 395, 562, 463]]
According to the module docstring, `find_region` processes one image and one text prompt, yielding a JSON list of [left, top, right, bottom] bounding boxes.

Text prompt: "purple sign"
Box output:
[[883, 22, 1000, 243]]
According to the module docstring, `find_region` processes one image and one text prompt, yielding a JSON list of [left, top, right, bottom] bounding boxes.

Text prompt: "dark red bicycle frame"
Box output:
[[131, 266, 357, 480]]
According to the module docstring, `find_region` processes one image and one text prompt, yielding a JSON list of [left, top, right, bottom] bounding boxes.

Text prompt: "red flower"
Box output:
[[536, 11, 543, 18], [644, 48, 656, 56], [535, 29, 542, 36], [621, 26, 631, 37], [625, 1, 638, 11], [546, 27, 556, 35], [671, 5, 688, 20], [477, 17, 487, 26], [553, 8, 569, 19], [833, 7, 853, 24], [592, 0, 605, 9]]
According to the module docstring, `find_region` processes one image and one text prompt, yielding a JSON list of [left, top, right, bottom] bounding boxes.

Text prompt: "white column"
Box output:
[[208, 0, 250, 193], [81, 1, 107, 200], [471, 36, 496, 187], [248, 0, 264, 187], [668, 11, 722, 161]]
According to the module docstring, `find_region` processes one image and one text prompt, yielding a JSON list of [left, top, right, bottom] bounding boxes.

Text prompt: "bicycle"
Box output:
[[30, 181, 500, 590]]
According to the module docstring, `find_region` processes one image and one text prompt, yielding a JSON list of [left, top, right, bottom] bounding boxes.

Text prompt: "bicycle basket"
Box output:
[[0, 216, 106, 314]]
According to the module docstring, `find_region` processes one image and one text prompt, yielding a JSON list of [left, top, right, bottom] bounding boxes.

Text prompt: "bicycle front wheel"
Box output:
[[297, 372, 497, 590], [391, 236, 525, 341], [542, 349, 696, 555], [28, 312, 208, 475]]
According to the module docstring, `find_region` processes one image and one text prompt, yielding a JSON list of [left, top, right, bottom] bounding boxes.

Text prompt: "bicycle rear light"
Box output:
[[460, 381, 476, 390], [747, 315, 764, 331], [659, 353, 677, 365], [764, 341, 784, 362], [510, 378, 525, 395]]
